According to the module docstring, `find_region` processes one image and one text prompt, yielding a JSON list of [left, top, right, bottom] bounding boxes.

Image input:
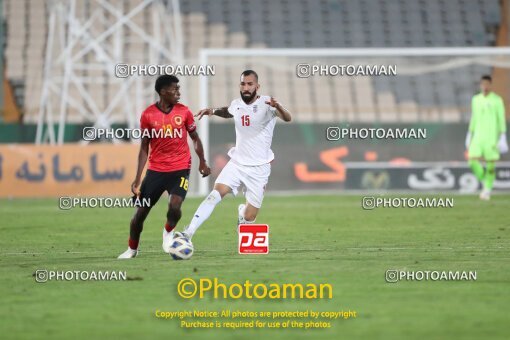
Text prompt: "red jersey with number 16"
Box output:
[[140, 103, 197, 172]]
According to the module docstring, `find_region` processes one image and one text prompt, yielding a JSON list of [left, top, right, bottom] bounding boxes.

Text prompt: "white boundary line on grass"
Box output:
[[3, 246, 507, 256], [2, 248, 331, 256]]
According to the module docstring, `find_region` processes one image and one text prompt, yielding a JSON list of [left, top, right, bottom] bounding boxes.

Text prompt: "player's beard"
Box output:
[[240, 90, 257, 104]]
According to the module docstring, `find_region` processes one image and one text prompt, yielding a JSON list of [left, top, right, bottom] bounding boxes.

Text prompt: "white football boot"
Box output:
[[117, 248, 138, 259], [162, 228, 175, 253], [479, 188, 491, 201]]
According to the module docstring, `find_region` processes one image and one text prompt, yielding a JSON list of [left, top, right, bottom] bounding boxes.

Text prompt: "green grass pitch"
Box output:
[[0, 194, 509, 339]]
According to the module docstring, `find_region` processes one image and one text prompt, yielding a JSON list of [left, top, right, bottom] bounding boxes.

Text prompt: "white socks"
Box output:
[[185, 190, 222, 238]]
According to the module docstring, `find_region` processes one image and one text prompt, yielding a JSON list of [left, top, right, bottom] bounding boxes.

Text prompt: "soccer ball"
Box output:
[[168, 237, 194, 260]]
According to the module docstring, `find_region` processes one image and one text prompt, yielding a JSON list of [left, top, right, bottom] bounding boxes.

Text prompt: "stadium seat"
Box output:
[[4, 0, 504, 124]]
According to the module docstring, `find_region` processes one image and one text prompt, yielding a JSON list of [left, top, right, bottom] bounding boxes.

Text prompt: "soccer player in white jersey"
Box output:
[[176, 70, 292, 240]]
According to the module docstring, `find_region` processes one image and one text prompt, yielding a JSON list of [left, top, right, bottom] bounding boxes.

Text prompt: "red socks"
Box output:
[[165, 222, 175, 233], [129, 223, 174, 249], [128, 238, 139, 250]]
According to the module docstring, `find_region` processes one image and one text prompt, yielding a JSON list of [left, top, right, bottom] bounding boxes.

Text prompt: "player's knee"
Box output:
[[212, 185, 230, 198], [204, 190, 222, 205]]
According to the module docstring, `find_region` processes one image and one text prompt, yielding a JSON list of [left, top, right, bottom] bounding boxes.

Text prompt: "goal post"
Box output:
[[194, 47, 510, 196]]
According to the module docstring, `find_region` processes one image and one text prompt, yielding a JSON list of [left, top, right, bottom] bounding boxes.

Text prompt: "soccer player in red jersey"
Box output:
[[118, 75, 211, 259]]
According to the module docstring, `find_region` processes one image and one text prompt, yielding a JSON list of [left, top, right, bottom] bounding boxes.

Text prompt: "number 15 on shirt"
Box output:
[[241, 115, 250, 126]]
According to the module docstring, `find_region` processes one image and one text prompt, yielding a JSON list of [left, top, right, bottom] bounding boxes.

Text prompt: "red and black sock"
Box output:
[[165, 222, 175, 233], [128, 237, 139, 250]]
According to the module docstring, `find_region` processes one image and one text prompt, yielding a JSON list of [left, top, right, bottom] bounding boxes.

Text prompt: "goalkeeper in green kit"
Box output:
[[465, 75, 508, 200]]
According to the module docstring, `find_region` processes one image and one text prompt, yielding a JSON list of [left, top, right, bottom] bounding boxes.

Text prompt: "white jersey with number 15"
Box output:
[[226, 95, 278, 166]]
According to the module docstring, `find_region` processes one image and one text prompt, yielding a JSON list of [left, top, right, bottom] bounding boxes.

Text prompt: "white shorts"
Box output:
[[215, 160, 271, 208]]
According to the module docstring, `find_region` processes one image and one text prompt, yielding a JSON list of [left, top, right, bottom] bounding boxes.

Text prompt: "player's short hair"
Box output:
[[481, 75, 492, 82], [155, 75, 179, 94], [240, 69, 258, 82]]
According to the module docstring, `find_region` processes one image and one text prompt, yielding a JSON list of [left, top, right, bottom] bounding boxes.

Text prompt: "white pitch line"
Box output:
[[3, 246, 507, 256], [346, 247, 508, 250], [1, 248, 335, 256]]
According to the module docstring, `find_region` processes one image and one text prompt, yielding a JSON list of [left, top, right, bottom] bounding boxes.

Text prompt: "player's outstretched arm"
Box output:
[[195, 107, 233, 120], [189, 131, 211, 177], [266, 97, 292, 122], [131, 137, 150, 195]]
